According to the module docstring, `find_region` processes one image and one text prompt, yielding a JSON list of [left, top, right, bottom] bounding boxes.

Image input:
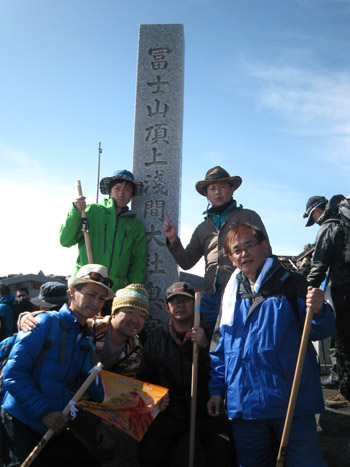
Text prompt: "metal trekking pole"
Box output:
[[96, 141, 102, 203], [76, 180, 94, 264]]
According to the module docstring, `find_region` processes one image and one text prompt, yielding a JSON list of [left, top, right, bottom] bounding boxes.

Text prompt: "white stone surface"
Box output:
[[132, 24, 184, 320]]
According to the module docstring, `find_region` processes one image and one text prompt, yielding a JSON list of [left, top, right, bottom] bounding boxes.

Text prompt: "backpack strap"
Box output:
[[238, 267, 300, 322], [0, 335, 17, 362], [34, 312, 68, 367], [341, 221, 350, 263], [79, 337, 96, 366]]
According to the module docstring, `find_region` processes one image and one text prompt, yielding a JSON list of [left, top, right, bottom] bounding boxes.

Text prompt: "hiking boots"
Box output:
[[325, 392, 349, 407]]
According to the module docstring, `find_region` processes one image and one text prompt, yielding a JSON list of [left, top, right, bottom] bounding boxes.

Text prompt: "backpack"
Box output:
[[338, 197, 350, 264], [323, 194, 345, 221], [0, 311, 61, 403], [237, 264, 301, 323]]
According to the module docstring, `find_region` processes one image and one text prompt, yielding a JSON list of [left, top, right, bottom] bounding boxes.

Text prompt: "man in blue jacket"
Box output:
[[1, 264, 115, 467], [207, 223, 335, 467]]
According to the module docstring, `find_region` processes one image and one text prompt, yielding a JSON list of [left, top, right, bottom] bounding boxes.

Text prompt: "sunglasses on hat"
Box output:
[[81, 272, 113, 289]]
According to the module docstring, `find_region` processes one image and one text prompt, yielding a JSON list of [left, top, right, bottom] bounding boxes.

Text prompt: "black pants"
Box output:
[[1, 409, 102, 467], [138, 412, 235, 467], [331, 283, 350, 399]]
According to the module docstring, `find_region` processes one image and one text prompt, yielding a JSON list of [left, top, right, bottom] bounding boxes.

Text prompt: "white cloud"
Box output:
[[236, 61, 350, 170], [248, 65, 350, 128], [0, 178, 78, 277], [0, 144, 45, 179]]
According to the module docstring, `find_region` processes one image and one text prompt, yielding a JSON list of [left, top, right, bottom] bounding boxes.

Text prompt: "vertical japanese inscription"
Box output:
[[132, 25, 184, 320]]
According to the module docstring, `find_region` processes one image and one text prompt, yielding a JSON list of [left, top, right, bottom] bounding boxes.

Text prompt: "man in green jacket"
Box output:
[[60, 170, 147, 294]]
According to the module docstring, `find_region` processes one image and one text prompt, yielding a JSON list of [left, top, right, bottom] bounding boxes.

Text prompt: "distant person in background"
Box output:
[[303, 195, 328, 229], [16, 288, 33, 314], [303, 195, 343, 392], [0, 285, 15, 339], [16, 287, 31, 301], [59, 169, 147, 297], [307, 194, 350, 407], [163, 166, 270, 323], [31, 282, 69, 311], [16, 282, 69, 335]]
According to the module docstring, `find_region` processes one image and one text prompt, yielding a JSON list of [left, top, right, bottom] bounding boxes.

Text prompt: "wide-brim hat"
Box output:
[[100, 170, 142, 196], [166, 282, 195, 302], [112, 284, 149, 317], [195, 166, 242, 196], [68, 264, 115, 300], [31, 281, 69, 309], [303, 195, 328, 227]]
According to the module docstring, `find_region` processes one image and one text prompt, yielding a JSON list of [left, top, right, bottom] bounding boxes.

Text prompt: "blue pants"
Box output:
[[200, 288, 222, 324], [232, 415, 326, 466]]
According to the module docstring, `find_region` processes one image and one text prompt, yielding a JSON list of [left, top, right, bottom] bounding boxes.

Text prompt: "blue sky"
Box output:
[[1, 0, 349, 277]]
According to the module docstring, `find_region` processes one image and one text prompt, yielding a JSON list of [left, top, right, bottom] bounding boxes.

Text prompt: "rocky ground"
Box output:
[[318, 386, 350, 466], [112, 385, 350, 467]]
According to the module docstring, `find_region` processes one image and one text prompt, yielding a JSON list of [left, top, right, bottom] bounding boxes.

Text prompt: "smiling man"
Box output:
[[19, 283, 149, 379], [163, 166, 270, 323], [60, 169, 147, 294], [207, 224, 335, 467], [92, 283, 149, 378], [1, 264, 114, 467]]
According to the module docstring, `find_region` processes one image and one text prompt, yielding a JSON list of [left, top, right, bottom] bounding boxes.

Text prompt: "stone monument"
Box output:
[[132, 24, 184, 321]]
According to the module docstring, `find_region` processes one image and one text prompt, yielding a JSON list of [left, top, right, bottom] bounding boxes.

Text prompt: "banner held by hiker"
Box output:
[[78, 370, 168, 441]]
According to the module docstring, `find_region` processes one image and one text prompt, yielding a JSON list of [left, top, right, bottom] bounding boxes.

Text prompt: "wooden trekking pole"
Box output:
[[76, 180, 94, 264], [21, 362, 103, 467], [276, 308, 314, 466], [189, 292, 201, 467]]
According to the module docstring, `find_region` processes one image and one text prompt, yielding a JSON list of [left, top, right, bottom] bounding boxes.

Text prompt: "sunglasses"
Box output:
[[82, 272, 113, 289]]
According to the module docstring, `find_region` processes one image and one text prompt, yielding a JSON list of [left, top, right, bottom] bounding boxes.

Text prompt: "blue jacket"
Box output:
[[209, 259, 335, 420], [0, 294, 15, 337], [2, 304, 104, 435]]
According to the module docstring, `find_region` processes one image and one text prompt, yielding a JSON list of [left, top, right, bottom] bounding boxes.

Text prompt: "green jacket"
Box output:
[[59, 198, 147, 292]]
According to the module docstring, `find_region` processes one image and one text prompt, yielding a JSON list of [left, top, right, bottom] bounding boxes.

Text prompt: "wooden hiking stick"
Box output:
[[276, 308, 314, 466], [76, 180, 94, 264], [21, 362, 103, 467], [189, 292, 202, 467]]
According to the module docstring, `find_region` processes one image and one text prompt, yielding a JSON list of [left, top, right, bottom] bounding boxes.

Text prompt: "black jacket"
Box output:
[[307, 220, 350, 288], [137, 314, 214, 423]]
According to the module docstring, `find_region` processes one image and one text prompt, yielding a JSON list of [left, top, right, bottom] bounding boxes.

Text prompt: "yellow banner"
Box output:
[[78, 370, 168, 441]]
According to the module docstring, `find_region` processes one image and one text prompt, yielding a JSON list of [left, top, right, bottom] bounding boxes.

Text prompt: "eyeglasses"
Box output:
[[231, 241, 260, 257], [81, 272, 113, 289], [168, 296, 193, 304]]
